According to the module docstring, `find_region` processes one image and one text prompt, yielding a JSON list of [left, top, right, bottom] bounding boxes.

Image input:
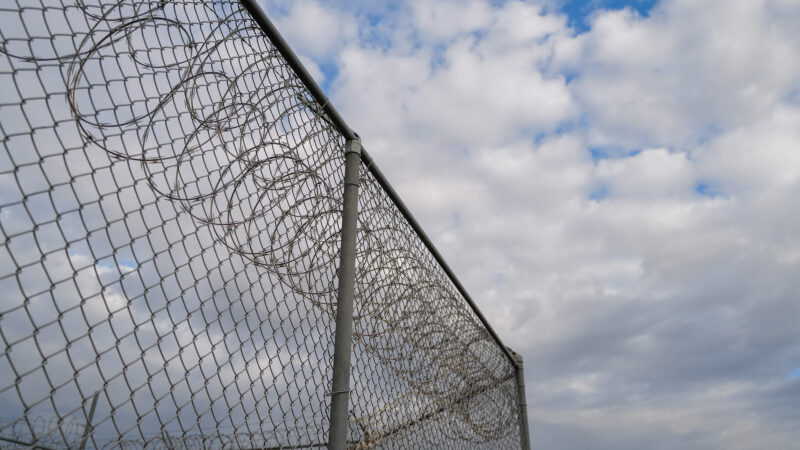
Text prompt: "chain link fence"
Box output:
[[0, 0, 527, 448]]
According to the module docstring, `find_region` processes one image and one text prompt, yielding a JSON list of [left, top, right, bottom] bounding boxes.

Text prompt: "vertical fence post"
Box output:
[[512, 351, 531, 450], [327, 140, 362, 450], [78, 391, 99, 450]]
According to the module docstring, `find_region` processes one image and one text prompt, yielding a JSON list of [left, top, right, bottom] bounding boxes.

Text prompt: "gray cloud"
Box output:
[[259, 0, 800, 447]]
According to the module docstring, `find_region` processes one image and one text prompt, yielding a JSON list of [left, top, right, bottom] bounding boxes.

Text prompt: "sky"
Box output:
[[260, 0, 800, 448]]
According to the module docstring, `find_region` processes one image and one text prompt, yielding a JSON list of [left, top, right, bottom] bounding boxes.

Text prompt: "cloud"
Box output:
[[410, 0, 493, 42], [697, 105, 800, 194], [595, 148, 694, 198], [332, 1, 576, 151], [263, 0, 800, 447], [3, 0, 800, 448], [562, 0, 800, 149], [271, 0, 357, 61]]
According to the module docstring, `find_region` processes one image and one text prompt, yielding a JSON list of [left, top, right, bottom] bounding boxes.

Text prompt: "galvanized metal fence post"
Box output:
[[513, 351, 531, 450], [78, 391, 99, 450], [327, 140, 362, 449]]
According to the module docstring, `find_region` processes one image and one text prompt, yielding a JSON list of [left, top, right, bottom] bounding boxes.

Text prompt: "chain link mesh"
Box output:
[[347, 168, 521, 448], [0, 0, 522, 448]]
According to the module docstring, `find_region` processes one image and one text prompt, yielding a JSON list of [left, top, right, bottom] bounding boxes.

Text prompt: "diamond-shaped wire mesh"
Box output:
[[0, 0, 523, 448], [348, 167, 521, 449]]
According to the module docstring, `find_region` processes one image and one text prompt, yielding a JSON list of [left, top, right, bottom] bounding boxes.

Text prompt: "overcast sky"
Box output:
[[260, 0, 800, 448]]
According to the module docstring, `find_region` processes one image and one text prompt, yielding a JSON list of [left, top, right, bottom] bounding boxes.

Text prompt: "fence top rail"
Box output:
[[238, 0, 519, 367]]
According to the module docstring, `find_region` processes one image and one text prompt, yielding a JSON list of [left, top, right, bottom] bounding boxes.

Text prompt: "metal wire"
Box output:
[[347, 167, 521, 448], [0, 0, 523, 448]]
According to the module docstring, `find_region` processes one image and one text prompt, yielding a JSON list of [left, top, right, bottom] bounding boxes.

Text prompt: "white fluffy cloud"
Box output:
[[333, 1, 576, 150], [263, 0, 800, 448], [564, 0, 800, 149], [272, 0, 357, 61]]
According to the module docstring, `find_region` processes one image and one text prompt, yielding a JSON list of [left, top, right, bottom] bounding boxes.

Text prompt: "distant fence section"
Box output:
[[0, 0, 529, 448]]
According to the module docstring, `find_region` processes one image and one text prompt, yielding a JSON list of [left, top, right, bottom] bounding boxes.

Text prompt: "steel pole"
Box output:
[[78, 391, 99, 450], [327, 140, 362, 450], [512, 351, 531, 450]]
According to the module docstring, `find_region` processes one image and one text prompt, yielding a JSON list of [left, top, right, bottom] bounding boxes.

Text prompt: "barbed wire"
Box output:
[[0, 0, 522, 448], [0, 416, 85, 448]]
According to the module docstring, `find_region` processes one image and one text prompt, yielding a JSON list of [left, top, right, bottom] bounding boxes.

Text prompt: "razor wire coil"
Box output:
[[0, 0, 522, 448]]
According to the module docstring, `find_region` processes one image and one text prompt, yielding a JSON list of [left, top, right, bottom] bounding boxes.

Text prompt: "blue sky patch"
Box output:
[[589, 147, 642, 162], [695, 181, 726, 199], [589, 147, 609, 162], [318, 61, 339, 92], [791, 367, 800, 379], [559, 0, 658, 33], [589, 184, 608, 201]]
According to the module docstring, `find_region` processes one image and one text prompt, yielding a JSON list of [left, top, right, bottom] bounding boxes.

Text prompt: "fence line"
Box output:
[[239, 0, 521, 368], [0, 0, 529, 448]]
